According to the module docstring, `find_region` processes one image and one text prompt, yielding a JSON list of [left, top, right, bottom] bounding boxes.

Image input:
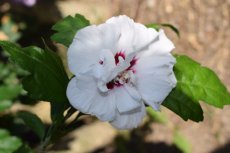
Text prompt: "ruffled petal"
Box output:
[[68, 24, 119, 76], [97, 24, 121, 52], [134, 53, 177, 110], [93, 49, 116, 82], [68, 25, 102, 75], [106, 15, 159, 61], [66, 76, 116, 121], [148, 29, 175, 54], [132, 23, 158, 52], [114, 86, 141, 113], [110, 102, 146, 129], [106, 15, 135, 55]]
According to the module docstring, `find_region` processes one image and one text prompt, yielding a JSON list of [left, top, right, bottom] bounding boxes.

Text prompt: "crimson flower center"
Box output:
[[106, 52, 137, 89]]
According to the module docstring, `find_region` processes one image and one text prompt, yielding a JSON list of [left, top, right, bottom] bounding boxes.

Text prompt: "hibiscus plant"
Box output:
[[0, 14, 230, 153]]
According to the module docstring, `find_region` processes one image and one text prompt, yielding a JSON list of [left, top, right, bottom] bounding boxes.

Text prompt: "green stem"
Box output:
[[38, 107, 77, 153]]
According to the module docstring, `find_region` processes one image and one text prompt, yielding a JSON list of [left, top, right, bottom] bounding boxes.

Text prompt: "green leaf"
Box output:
[[0, 129, 10, 138], [51, 14, 90, 47], [146, 23, 180, 37], [0, 84, 22, 112], [146, 107, 168, 124], [173, 131, 192, 153], [163, 89, 203, 122], [17, 111, 45, 140], [0, 41, 70, 122], [175, 55, 230, 108], [161, 23, 180, 37], [0, 100, 12, 112], [0, 41, 69, 105], [146, 23, 160, 31], [0, 129, 23, 153], [0, 85, 22, 101], [0, 63, 10, 80], [163, 55, 230, 121]]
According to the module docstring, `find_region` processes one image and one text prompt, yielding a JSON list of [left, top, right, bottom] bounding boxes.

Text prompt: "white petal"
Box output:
[[106, 15, 159, 58], [93, 49, 116, 82], [90, 91, 116, 121], [148, 29, 175, 54], [68, 24, 120, 76], [135, 53, 177, 110], [106, 15, 135, 55], [110, 102, 146, 129], [68, 25, 102, 75], [97, 24, 121, 52], [66, 76, 116, 121], [114, 86, 141, 113], [124, 84, 141, 101], [132, 23, 158, 52]]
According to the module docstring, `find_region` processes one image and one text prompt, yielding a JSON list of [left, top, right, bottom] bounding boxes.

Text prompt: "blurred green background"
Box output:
[[0, 0, 230, 153]]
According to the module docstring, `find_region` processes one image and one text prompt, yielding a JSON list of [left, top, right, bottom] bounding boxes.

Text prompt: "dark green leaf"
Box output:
[[163, 89, 204, 122], [161, 23, 180, 37], [0, 129, 22, 153], [0, 41, 70, 123], [17, 111, 45, 140], [0, 41, 69, 105], [51, 14, 90, 47]]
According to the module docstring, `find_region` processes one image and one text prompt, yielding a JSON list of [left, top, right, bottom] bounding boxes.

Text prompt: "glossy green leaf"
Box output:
[[175, 55, 230, 108], [0, 129, 22, 153], [173, 131, 192, 153], [51, 14, 90, 47], [163, 55, 230, 121], [0, 41, 70, 123], [163, 89, 203, 122], [0, 41, 69, 105], [17, 111, 45, 140]]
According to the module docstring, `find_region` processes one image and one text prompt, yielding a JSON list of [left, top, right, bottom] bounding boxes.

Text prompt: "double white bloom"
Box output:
[[66, 15, 176, 129]]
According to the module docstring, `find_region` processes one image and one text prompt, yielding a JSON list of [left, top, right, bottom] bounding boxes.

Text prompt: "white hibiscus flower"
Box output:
[[66, 15, 177, 129]]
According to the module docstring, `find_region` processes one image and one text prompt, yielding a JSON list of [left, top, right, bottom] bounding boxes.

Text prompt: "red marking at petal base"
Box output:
[[106, 80, 123, 90], [127, 57, 137, 71], [115, 52, 125, 65], [106, 81, 114, 89]]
